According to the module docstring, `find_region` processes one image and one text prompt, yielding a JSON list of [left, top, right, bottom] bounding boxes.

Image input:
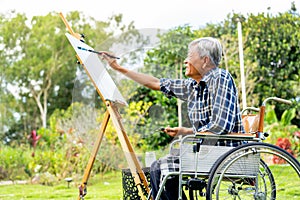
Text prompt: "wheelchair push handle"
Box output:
[[241, 107, 260, 114], [257, 97, 292, 137], [262, 97, 292, 106]]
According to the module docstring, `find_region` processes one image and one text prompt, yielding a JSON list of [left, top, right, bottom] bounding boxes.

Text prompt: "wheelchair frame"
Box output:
[[153, 97, 300, 200]]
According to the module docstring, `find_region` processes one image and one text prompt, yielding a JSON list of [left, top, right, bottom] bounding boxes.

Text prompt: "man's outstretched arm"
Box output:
[[102, 54, 161, 90]]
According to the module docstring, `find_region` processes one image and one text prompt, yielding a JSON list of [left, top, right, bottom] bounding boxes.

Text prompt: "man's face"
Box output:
[[184, 46, 204, 80]]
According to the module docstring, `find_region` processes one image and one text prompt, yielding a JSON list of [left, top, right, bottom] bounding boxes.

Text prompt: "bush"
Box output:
[[0, 144, 32, 180], [264, 105, 299, 158], [273, 138, 295, 164]]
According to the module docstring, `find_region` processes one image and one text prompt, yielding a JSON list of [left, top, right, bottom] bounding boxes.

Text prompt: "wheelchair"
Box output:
[[153, 97, 300, 200]]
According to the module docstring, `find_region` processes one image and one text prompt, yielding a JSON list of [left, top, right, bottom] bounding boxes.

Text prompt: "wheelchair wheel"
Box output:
[[206, 142, 300, 200], [206, 159, 275, 200]]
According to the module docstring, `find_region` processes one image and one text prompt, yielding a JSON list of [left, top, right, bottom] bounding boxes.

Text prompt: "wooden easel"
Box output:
[[59, 13, 150, 200]]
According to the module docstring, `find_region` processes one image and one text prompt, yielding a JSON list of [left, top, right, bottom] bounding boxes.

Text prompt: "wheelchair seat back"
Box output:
[[242, 114, 260, 133], [180, 143, 260, 177]]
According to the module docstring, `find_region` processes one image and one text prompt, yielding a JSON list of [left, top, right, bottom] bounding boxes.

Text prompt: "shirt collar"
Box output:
[[201, 67, 218, 84], [190, 67, 218, 87]]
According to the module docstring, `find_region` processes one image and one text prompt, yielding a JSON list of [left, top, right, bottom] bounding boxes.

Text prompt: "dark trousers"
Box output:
[[150, 160, 187, 200]]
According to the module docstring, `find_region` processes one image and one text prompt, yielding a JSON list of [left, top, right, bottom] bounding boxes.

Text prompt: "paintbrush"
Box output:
[[77, 46, 120, 59]]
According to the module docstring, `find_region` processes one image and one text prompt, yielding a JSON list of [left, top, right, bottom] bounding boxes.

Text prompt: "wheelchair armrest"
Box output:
[[195, 132, 257, 140], [169, 138, 181, 156]]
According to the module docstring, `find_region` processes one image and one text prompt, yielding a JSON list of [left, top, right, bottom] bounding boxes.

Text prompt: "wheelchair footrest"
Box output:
[[186, 178, 207, 197], [186, 178, 207, 190]]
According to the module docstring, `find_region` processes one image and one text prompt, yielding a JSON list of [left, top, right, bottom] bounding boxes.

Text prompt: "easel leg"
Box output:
[[107, 102, 150, 200], [77, 111, 110, 200]]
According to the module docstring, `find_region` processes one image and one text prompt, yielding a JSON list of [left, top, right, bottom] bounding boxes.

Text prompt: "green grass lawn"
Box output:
[[0, 171, 123, 200], [0, 164, 299, 199]]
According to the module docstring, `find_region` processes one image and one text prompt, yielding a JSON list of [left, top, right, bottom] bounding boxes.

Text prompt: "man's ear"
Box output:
[[203, 56, 210, 64]]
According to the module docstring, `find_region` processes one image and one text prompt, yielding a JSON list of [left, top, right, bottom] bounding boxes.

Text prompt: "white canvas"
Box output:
[[65, 33, 127, 106]]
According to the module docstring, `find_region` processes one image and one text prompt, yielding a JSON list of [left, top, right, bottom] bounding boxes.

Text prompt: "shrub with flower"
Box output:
[[264, 105, 299, 163], [28, 130, 41, 157], [273, 137, 295, 164]]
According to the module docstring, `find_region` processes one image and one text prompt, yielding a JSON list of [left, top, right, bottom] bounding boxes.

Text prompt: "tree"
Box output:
[[0, 11, 136, 139], [125, 26, 196, 149], [194, 4, 300, 119], [243, 4, 300, 124], [244, 8, 300, 102], [1, 12, 76, 130], [0, 12, 35, 139], [144, 25, 196, 125], [193, 13, 260, 107]]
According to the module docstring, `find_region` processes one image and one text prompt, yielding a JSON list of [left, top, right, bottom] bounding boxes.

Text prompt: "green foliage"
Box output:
[[193, 6, 300, 115], [144, 25, 196, 79], [280, 107, 296, 127], [1, 3, 300, 184], [0, 144, 31, 180], [126, 26, 196, 149], [0, 101, 130, 184], [0, 142, 91, 184], [264, 104, 299, 157], [265, 105, 297, 138], [123, 86, 178, 150], [0, 114, 121, 184], [0, 121, 26, 146], [49, 102, 128, 173], [0, 10, 136, 144], [244, 8, 300, 105]]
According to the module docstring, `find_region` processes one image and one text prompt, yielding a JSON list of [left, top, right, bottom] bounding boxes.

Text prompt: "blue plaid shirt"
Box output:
[[158, 67, 245, 176], [160, 67, 245, 135]]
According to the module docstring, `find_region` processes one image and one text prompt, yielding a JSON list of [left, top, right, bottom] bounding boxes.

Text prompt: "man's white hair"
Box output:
[[188, 37, 223, 67]]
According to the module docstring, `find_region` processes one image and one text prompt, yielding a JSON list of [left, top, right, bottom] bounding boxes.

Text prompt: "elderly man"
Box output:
[[102, 37, 244, 199]]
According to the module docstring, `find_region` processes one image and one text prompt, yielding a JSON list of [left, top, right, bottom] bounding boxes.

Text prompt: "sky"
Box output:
[[1, 0, 299, 30]]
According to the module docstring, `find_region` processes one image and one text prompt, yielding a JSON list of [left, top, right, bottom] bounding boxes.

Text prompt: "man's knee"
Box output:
[[150, 160, 161, 180], [150, 160, 160, 170]]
